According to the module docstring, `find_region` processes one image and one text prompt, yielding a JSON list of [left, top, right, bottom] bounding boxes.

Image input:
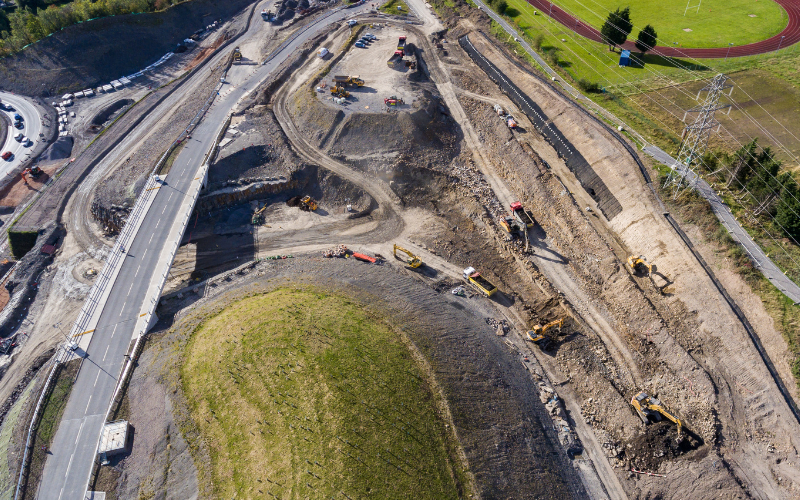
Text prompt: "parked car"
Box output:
[[13, 113, 22, 122], [14, 132, 23, 142], [355, 41, 366, 48], [21, 136, 30, 146], [14, 121, 23, 130], [347, 19, 357, 26], [2, 151, 12, 160], [364, 33, 377, 40], [318, 47, 329, 58]]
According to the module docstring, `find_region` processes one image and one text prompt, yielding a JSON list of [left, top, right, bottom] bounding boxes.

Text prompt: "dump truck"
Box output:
[[387, 50, 404, 66], [233, 47, 242, 61], [463, 267, 497, 297], [630, 392, 683, 436], [510, 202, 535, 228], [333, 75, 365, 86], [397, 35, 407, 51], [506, 115, 518, 129], [393, 244, 422, 268], [493, 104, 504, 116], [384, 95, 404, 106], [300, 196, 318, 211]]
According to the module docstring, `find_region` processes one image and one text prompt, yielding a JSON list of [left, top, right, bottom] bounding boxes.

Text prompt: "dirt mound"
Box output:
[[286, 195, 301, 207], [91, 99, 134, 127], [39, 137, 73, 162], [0, 0, 254, 97], [623, 421, 704, 471]]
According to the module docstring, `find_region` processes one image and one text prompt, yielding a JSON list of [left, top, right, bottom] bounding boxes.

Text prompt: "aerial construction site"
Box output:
[[0, 0, 798, 498]]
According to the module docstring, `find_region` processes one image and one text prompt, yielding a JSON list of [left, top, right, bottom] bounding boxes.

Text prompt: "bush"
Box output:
[[533, 33, 544, 51], [496, 0, 507, 13], [577, 79, 602, 93]]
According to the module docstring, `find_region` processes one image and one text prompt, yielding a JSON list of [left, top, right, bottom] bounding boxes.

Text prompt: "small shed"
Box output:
[[98, 420, 131, 458], [619, 50, 631, 67]]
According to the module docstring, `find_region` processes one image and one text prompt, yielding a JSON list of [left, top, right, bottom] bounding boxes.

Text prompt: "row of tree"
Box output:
[[0, 0, 184, 55], [702, 139, 800, 242], [600, 7, 658, 54]]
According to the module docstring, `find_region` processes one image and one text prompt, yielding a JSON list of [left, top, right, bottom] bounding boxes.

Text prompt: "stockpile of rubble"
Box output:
[[322, 245, 348, 258]]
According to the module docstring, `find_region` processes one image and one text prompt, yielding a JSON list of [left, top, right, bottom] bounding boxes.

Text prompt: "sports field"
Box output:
[[181, 288, 463, 499], [544, 0, 787, 48]]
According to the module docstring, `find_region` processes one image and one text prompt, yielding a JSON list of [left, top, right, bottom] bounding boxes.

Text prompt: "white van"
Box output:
[[318, 47, 329, 58]]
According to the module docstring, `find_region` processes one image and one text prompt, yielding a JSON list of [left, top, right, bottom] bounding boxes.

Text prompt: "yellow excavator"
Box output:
[[252, 205, 267, 225], [393, 244, 422, 268], [630, 392, 682, 436], [526, 318, 564, 344], [627, 255, 652, 275]]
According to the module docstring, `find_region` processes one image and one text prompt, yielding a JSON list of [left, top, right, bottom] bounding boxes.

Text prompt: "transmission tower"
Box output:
[[665, 73, 732, 197]]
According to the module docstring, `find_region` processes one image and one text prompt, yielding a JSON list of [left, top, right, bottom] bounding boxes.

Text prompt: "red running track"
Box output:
[[524, 0, 800, 58]]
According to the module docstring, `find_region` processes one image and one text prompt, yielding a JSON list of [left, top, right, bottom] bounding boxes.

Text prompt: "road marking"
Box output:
[[94, 369, 101, 387], [135, 264, 141, 277], [111, 324, 118, 339], [84, 395, 92, 414], [149, 234, 154, 244], [103, 345, 110, 361], [127, 283, 133, 297], [142, 248, 148, 259]]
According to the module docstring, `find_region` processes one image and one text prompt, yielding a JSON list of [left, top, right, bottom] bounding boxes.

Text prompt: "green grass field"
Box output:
[[542, 0, 787, 48], [181, 289, 463, 499], [380, 0, 411, 15]]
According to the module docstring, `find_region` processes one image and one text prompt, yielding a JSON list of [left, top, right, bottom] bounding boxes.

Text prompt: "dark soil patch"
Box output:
[[623, 421, 705, 471]]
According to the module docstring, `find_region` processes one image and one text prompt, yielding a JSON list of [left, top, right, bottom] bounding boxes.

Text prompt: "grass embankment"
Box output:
[[380, 0, 411, 15], [26, 359, 80, 496], [546, 0, 786, 48], [181, 289, 462, 500]]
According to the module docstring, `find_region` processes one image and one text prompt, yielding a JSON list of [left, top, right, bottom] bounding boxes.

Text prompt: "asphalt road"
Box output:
[[38, 4, 372, 499], [0, 91, 42, 179]]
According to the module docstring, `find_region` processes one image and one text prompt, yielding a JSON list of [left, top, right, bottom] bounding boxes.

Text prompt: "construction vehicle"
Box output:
[[387, 50, 404, 66], [510, 201, 535, 228], [233, 47, 242, 61], [397, 35, 406, 51], [252, 205, 267, 225], [463, 267, 497, 297], [506, 115, 518, 129], [384, 95, 404, 106], [630, 392, 682, 436], [493, 104, 504, 116], [333, 75, 365, 87], [526, 318, 564, 344], [393, 244, 422, 268], [300, 196, 318, 211], [627, 255, 652, 275], [330, 86, 350, 98]]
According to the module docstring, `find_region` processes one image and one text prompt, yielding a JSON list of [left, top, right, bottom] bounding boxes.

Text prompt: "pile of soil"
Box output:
[[0, 0, 254, 97], [39, 137, 73, 162], [623, 421, 704, 471]]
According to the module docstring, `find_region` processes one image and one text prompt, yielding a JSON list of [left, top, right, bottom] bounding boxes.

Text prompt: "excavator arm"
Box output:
[[393, 244, 422, 268]]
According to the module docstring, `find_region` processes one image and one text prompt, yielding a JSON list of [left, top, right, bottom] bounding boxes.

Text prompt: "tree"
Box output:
[[600, 7, 632, 51], [495, 0, 508, 14], [635, 24, 657, 54], [775, 189, 800, 242]]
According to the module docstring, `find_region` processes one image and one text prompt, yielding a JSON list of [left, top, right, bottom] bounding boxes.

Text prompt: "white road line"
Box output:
[[149, 233, 155, 244], [127, 283, 133, 296], [103, 345, 110, 361], [94, 369, 101, 387], [84, 395, 92, 414], [142, 248, 148, 259], [111, 324, 118, 339], [135, 264, 141, 277]]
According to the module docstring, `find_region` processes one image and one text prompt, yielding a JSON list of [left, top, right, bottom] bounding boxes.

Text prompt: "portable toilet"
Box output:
[[619, 49, 631, 67]]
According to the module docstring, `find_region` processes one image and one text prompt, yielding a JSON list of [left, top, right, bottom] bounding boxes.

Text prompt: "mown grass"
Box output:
[[549, 0, 787, 48], [181, 288, 461, 500], [380, 0, 411, 15]]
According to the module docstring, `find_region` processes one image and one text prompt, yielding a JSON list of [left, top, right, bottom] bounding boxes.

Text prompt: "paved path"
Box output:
[[37, 3, 373, 499], [522, 0, 800, 57]]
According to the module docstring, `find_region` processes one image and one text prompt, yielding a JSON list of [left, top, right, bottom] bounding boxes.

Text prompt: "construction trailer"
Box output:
[[463, 267, 497, 297]]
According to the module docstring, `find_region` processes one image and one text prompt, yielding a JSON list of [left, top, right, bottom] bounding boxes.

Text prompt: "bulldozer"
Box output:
[[630, 392, 682, 436], [252, 205, 267, 225], [330, 85, 350, 98], [300, 196, 318, 211], [393, 244, 422, 268], [526, 318, 564, 345]]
